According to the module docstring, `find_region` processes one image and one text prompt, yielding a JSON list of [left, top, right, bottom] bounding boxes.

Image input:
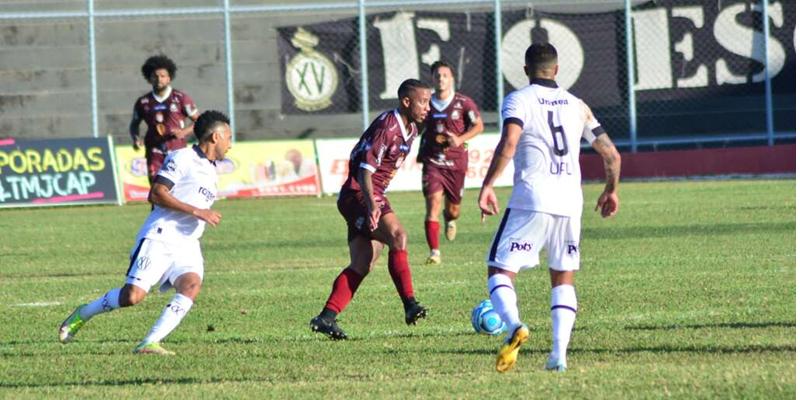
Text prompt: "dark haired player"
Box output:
[[418, 61, 484, 265], [479, 43, 620, 372], [310, 79, 432, 340], [60, 111, 233, 355], [130, 55, 200, 185]]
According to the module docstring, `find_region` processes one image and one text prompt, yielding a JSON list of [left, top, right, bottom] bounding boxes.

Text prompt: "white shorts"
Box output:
[[125, 237, 204, 293], [486, 208, 581, 273]]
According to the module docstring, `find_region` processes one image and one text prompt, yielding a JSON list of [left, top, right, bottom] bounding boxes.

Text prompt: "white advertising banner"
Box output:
[[315, 133, 513, 195]]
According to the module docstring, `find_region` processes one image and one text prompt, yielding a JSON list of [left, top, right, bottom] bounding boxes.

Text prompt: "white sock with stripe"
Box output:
[[142, 293, 194, 344], [487, 274, 521, 333], [80, 288, 121, 320], [550, 284, 578, 363]]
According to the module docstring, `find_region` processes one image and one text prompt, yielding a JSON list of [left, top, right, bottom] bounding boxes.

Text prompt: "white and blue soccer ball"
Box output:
[[471, 299, 507, 336]]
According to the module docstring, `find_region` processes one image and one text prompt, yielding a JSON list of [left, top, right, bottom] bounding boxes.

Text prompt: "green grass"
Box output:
[[0, 179, 795, 399]]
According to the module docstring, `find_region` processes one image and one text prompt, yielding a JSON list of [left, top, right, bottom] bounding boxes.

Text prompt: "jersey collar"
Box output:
[[531, 78, 558, 88], [393, 109, 413, 142], [192, 144, 216, 165], [152, 86, 173, 103], [430, 91, 455, 112]]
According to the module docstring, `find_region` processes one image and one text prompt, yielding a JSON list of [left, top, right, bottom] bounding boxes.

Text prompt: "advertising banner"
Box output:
[[278, 2, 796, 135], [0, 137, 119, 207], [116, 140, 320, 201], [315, 133, 512, 195]]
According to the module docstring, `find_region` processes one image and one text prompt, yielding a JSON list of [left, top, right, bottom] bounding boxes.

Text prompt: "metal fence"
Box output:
[[0, 0, 794, 151]]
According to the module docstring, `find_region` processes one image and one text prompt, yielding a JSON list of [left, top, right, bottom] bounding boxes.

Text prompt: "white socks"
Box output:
[[142, 293, 194, 344], [80, 288, 121, 320], [487, 274, 521, 331], [550, 284, 578, 362]]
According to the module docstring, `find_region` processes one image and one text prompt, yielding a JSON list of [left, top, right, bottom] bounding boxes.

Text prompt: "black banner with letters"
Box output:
[[0, 137, 119, 207], [277, 1, 795, 137]]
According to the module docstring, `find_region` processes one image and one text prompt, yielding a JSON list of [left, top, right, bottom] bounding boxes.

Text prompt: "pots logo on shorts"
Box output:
[[509, 240, 532, 252], [285, 27, 338, 112]]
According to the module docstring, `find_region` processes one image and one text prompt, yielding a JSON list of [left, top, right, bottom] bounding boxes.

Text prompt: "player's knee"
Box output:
[[119, 285, 146, 307], [390, 230, 407, 250], [445, 205, 460, 220]]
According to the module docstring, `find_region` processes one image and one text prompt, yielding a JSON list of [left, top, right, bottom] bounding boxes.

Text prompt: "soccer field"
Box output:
[[0, 179, 795, 398]]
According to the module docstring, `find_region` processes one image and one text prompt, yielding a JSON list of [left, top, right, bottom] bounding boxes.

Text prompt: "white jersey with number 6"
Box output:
[[501, 79, 603, 218]]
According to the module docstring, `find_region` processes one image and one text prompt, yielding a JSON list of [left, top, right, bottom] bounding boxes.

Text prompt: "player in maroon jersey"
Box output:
[[418, 61, 484, 265], [129, 55, 200, 185], [310, 79, 432, 340]]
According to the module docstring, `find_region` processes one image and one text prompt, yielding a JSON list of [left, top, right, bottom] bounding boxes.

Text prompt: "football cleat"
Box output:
[[425, 253, 441, 265], [496, 324, 530, 373], [445, 220, 457, 241], [310, 315, 348, 340], [404, 301, 428, 325], [133, 341, 176, 356], [58, 304, 87, 343], [545, 355, 568, 372]]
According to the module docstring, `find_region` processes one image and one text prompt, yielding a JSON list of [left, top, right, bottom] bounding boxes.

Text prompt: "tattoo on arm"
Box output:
[[594, 134, 620, 193]]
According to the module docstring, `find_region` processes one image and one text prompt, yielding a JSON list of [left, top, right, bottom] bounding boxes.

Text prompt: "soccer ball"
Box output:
[[471, 299, 507, 336]]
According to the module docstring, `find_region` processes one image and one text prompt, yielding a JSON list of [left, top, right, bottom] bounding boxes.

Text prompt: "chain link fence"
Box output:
[[0, 0, 794, 151]]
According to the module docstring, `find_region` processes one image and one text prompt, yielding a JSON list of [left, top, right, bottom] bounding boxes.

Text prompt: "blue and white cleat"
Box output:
[[545, 355, 568, 372]]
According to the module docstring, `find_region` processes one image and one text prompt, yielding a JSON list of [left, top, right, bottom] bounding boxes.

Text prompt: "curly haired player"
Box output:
[[129, 55, 200, 185]]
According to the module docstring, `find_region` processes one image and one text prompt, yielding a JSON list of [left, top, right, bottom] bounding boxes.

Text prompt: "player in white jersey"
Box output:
[[478, 43, 621, 373], [59, 110, 233, 355]]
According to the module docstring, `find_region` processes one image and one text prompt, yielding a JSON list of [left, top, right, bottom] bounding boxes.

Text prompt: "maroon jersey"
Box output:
[[419, 92, 480, 169], [342, 109, 417, 196], [133, 87, 198, 152]]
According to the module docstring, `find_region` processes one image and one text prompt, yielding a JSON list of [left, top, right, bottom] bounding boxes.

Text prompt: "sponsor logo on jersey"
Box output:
[[198, 186, 216, 202], [399, 144, 409, 153], [285, 27, 338, 112], [154, 104, 168, 111], [164, 159, 177, 172], [432, 112, 447, 119], [538, 98, 569, 106]]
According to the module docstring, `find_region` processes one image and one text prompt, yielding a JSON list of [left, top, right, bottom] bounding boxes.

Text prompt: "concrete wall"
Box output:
[[0, 0, 365, 143]]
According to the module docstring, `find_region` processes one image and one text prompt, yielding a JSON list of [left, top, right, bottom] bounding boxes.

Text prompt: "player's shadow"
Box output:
[[624, 321, 795, 331], [584, 221, 793, 240], [0, 376, 251, 389], [433, 342, 795, 357]]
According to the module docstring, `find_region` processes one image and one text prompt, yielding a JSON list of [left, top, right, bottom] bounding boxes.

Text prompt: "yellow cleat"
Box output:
[[425, 254, 441, 265], [133, 342, 175, 356], [496, 324, 529, 373], [445, 220, 457, 241]]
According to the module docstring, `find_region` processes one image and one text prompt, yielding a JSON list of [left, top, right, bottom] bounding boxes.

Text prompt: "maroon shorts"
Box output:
[[337, 189, 394, 242], [145, 148, 166, 185], [422, 163, 466, 205]]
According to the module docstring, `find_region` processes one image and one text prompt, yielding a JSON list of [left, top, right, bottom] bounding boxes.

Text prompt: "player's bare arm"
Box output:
[[478, 122, 522, 220], [446, 117, 484, 148], [149, 182, 222, 226], [174, 113, 200, 140], [591, 133, 621, 218], [357, 168, 380, 231], [129, 113, 143, 151]]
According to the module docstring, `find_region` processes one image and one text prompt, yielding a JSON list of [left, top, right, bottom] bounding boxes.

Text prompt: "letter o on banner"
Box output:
[[501, 18, 584, 90]]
